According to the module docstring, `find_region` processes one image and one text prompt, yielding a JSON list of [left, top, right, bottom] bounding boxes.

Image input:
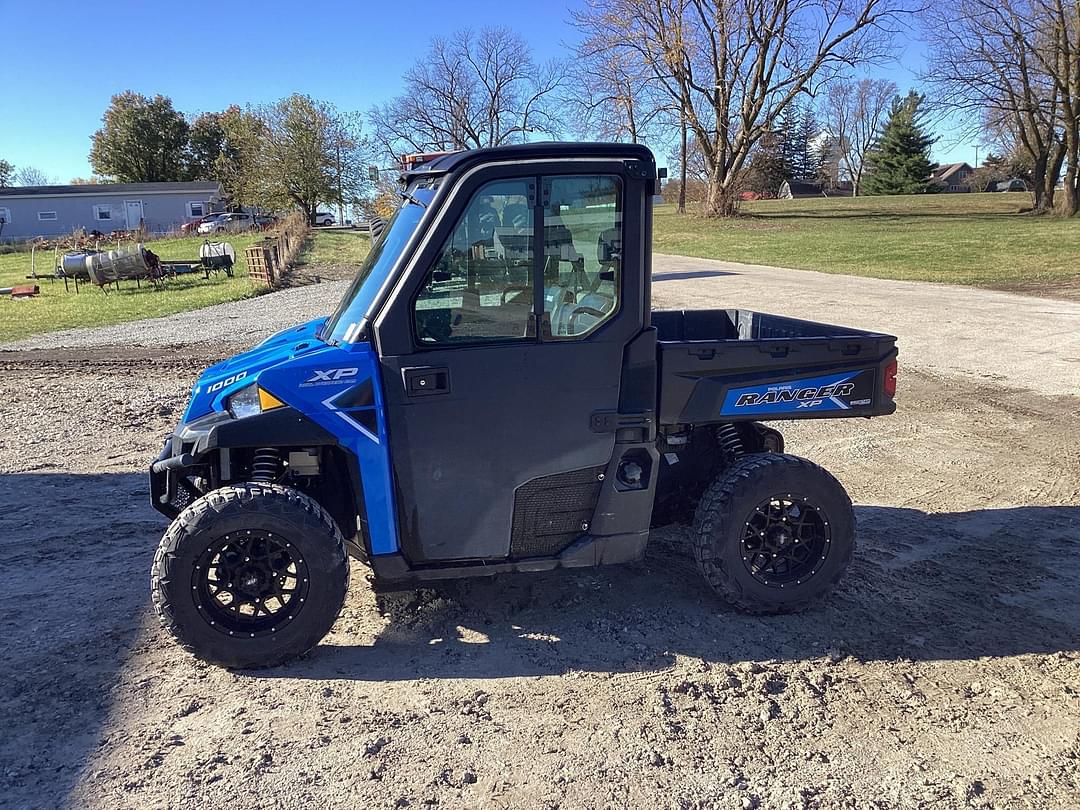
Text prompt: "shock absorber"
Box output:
[[251, 448, 281, 482], [716, 423, 745, 460]]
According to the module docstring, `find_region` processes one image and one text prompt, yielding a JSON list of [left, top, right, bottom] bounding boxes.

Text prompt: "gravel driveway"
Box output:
[[0, 281, 349, 352], [0, 260, 1077, 810], [651, 254, 1080, 398]]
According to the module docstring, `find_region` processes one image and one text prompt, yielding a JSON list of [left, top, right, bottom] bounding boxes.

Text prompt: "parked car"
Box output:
[[313, 212, 335, 226], [993, 179, 1029, 192], [181, 213, 223, 236], [198, 213, 257, 234]]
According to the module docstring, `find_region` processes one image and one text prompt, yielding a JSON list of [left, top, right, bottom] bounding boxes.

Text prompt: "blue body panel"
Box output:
[[178, 321, 400, 556], [182, 318, 328, 422]]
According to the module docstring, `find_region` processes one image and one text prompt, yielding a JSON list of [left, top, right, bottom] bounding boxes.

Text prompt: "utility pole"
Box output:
[[336, 138, 345, 226]]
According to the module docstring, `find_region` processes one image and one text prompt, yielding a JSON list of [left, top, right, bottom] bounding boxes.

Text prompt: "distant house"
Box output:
[[0, 181, 224, 241], [777, 179, 853, 199], [930, 162, 975, 193]]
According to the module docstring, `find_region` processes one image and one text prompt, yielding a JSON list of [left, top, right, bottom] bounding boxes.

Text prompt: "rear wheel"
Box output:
[[151, 483, 349, 668], [693, 454, 854, 613]]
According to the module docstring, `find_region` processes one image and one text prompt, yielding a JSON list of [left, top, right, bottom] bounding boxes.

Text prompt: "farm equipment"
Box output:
[[48, 240, 235, 292], [0, 284, 39, 299], [85, 244, 164, 288], [149, 143, 898, 668]]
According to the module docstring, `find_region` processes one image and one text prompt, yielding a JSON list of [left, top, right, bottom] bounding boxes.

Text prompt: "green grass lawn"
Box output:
[[654, 192, 1080, 287], [0, 232, 265, 343], [2, 195, 1071, 343], [297, 228, 371, 267]]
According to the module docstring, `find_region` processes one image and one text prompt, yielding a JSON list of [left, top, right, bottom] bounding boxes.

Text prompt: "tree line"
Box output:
[[922, 0, 1080, 214], [5, 2, 1077, 218], [84, 92, 367, 225]]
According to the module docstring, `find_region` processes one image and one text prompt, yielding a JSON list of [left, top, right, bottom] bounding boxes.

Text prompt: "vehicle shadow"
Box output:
[[268, 504, 1080, 682], [4, 469, 1076, 802], [653, 269, 737, 282], [742, 211, 1025, 222], [0, 471, 161, 809]]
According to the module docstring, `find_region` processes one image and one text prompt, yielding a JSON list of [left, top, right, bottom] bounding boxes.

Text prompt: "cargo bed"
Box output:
[[653, 309, 898, 424]]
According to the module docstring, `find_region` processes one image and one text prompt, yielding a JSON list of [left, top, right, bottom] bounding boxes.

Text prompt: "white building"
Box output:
[[0, 181, 224, 241]]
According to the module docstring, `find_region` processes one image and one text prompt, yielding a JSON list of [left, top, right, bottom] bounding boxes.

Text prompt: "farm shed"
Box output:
[[0, 181, 224, 241], [778, 179, 853, 199]]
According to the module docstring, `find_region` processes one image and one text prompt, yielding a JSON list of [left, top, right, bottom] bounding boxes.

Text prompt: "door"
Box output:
[[124, 200, 144, 229], [378, 172, 640, 563]]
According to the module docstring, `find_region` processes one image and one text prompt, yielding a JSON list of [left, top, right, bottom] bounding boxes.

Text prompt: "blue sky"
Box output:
[[1, 0, 971, 182]]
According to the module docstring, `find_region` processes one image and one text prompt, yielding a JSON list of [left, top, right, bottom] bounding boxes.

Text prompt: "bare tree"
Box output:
[[369, 27, 563, 161], [565, 36, 667, 143], [573, 0, 911, 216], [921, 0, 1066, 213], [1030, 0, 1080, 214], [14, 166, 53, 186], [820, 77, 897, 195]]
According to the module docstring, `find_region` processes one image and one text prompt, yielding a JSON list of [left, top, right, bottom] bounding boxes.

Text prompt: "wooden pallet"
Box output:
[[245, 244, 276, 288]]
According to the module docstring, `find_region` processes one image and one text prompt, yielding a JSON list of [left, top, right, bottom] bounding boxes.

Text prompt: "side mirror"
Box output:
[[432, 270, 451, 282]]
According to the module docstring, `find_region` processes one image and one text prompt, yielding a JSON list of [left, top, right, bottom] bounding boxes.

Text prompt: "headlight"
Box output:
[[226, 383, 285, 419]]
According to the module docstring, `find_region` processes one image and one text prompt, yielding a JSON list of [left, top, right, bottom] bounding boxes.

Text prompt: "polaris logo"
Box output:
[[301, 367, 359, 386], [734, 382, 855, 408]]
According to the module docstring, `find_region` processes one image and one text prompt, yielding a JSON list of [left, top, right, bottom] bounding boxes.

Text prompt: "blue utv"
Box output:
[[150, 143, 898, 668]]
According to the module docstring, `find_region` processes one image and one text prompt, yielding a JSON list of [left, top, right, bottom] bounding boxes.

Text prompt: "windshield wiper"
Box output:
[[398, 189, 428, 209]]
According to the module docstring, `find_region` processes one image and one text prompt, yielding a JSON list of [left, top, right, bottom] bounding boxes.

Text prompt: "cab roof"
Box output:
[[402, 141, 656, 183]]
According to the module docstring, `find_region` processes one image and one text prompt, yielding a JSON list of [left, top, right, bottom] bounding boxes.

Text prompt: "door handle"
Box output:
[[403, 366, 450, 397]]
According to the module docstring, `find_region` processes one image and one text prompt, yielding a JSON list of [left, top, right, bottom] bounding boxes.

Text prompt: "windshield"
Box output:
[[322, 185, 436, 343]]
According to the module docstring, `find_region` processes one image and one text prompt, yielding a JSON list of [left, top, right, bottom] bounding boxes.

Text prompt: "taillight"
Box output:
[[884, 359, 897, 398]]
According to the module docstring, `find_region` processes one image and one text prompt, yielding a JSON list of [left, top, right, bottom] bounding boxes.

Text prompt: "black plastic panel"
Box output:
[[380, 341, 623, 562], [654, 309, 898, 424], [509, 466, 605, 558]]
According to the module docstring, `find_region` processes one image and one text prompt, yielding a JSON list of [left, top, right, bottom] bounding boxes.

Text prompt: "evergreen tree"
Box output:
[[778, 106, 800, 180], [745, 129, 788, 196], [794, 108, 821, 179], [861, 91, 937, 195], [813, 134, 840, 188]]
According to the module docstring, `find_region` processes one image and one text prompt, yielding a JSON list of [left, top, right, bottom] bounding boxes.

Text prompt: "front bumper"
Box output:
[[149, 407, 341, 520], [149, 411, 231, 519]]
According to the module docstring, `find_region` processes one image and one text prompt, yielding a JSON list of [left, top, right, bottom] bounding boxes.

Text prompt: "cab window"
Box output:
[[542, 175, 622, 338], [414, 178, 534, 345]]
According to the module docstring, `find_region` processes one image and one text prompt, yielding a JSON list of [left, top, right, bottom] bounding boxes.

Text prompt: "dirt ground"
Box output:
[[0, 272, 1078, 809]]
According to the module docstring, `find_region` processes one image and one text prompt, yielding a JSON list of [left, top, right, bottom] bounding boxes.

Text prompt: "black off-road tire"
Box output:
[[151, 483, 349, 668], [693, 453, 854, 614]]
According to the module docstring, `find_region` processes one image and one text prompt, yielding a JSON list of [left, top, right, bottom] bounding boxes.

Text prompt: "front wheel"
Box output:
[[151, 483, 349, 668], [693, 454, 854, 613]]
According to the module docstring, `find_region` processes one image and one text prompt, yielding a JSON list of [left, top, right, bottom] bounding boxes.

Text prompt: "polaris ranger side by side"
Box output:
[[150, 143, 898, 668]]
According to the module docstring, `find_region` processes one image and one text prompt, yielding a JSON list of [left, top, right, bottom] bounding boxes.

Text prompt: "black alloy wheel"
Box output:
[[193, 530, 310, 638], [739, 495, 831, 588]]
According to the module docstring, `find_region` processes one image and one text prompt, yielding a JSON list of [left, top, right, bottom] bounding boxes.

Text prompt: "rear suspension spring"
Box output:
[[251, 448, 281, 482], [716, 424, 744, 459]]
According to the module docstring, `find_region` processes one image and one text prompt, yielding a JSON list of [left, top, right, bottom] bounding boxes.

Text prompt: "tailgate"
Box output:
[[654, 309, 898, 424]]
